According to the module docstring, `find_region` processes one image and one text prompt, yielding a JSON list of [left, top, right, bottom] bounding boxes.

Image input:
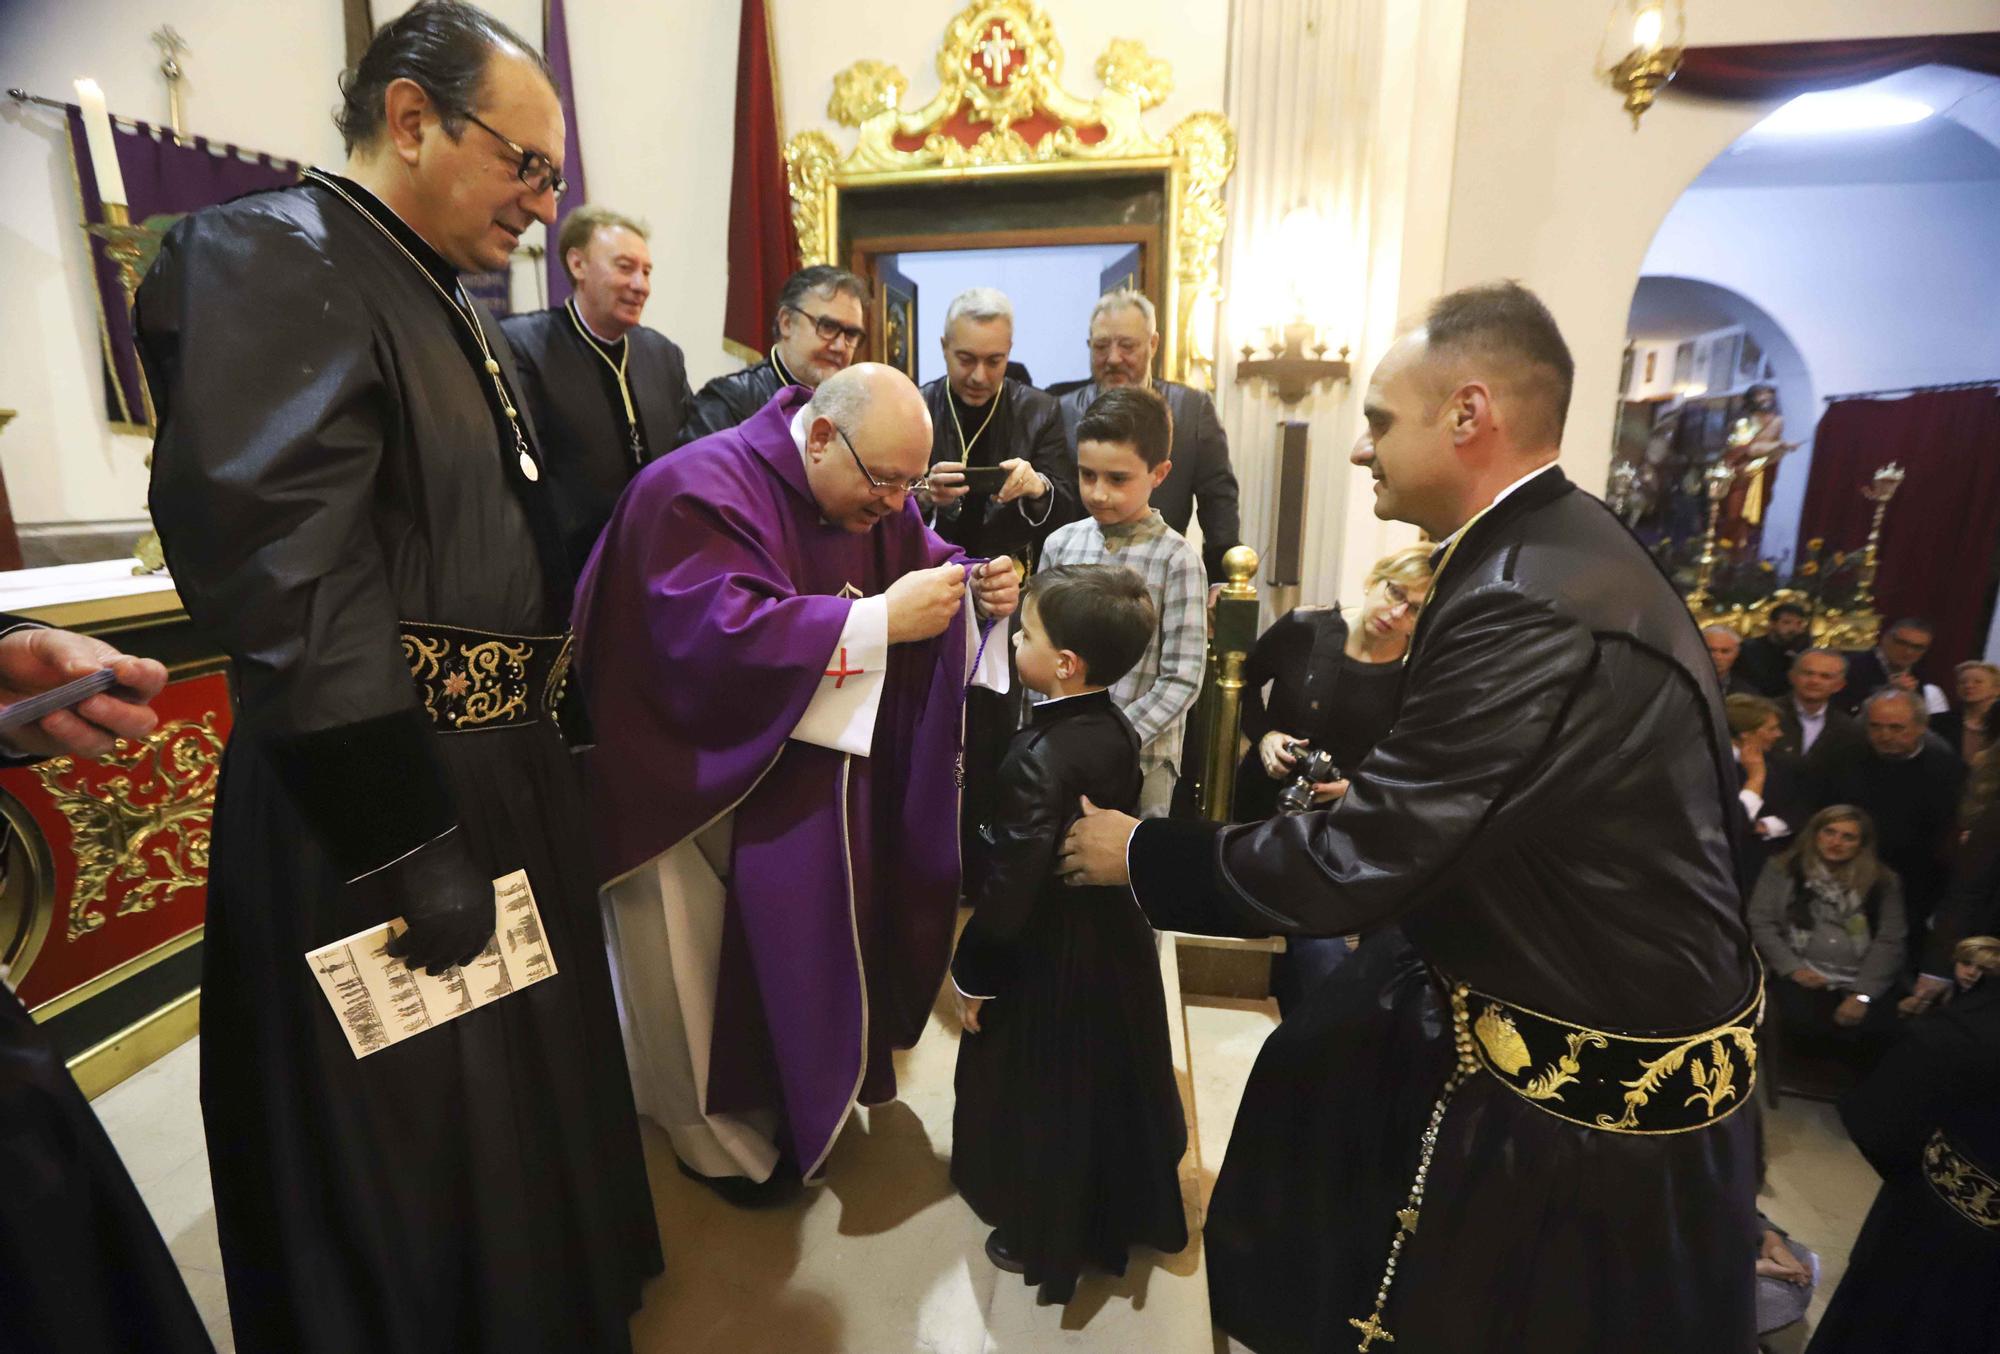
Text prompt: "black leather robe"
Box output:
[[949, 691, 1186, 1283], [678, 349, 802, 446], [1127, 467, 1762, 1353], [920, 376, 1080, 564], [137, 173, 660, 1353], [1056, 379, 1241, 579], [499, 304, 692, 574]]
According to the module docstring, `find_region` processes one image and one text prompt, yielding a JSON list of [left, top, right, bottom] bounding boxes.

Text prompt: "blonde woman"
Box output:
[[1234, 544, 1431, 1011], [1748, 804, 1906, 1071], [1936, 660, 1998, 764]]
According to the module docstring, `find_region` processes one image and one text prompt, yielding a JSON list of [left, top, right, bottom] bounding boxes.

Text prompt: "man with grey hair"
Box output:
[[1816, 684, 1967, 945], [1053, 290, 1241, 580], [681, 264, 870, 443], [1702, 623, 1757, 696], [920, 286, 1077, 885], [575, 363, 1019, 1205], [502, 204, 692, 571]]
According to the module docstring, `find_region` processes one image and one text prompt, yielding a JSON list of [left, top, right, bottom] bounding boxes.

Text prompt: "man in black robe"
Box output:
[[0, 624, 208, 1354], [919, 287, 1077, 887], [679, 264, 868, 443], [1062, 282, 1762, 1353], [1053, 290, 1240, 581], [135, 6, 660, 1350], [501, 204, 692, 574], [1737, 600, 1811, 698]]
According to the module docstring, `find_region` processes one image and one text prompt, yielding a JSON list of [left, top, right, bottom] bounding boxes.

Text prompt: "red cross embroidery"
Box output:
[[824, 648, 864, 688]]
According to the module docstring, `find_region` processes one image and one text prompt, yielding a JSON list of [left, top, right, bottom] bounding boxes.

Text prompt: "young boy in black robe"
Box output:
[[950, 564, 1189, 1304]]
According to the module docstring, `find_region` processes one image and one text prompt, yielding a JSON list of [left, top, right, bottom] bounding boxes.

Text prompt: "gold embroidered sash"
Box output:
[[399, 622, 573, 732], [1925, 1129, 2000, 1232]]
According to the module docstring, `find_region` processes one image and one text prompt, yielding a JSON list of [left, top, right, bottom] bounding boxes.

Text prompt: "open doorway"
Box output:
[[1615, 62, 2000, 666]]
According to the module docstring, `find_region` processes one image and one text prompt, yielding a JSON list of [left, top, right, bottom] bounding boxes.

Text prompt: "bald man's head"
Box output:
[[801, 363, 936, 533]]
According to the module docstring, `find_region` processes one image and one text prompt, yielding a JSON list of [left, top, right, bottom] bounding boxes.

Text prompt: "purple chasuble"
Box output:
[[574, 388, 971, 1175]]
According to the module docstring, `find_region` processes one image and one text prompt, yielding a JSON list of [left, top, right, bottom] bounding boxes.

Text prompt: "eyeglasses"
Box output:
[[784, 304, 867, 349], [459, 110, 568, 198], [1383, 580, 1424, 616], [832, 423, 927, 496]]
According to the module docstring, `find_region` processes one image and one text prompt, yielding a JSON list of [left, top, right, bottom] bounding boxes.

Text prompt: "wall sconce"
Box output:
[[1234, 208, 1352, 404], [1236, 322, 1351, 406], [1599, 0, 1685, 128]]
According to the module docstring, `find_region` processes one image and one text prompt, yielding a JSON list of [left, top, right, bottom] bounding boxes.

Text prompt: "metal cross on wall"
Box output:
[[152, 25, 190, 145]]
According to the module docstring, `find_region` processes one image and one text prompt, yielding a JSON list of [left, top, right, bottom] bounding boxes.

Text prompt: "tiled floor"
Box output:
[[96, 979, 1878, 1353]]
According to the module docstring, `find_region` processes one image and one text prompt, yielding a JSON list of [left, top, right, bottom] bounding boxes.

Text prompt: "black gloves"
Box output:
[[377, 826, 495, 975]]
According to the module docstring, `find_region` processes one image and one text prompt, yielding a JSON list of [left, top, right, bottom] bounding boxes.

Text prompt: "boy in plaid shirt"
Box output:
[[1038, 385, 1206, 816]]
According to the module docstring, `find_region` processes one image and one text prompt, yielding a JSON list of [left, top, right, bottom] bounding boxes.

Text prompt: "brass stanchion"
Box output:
[[1202, 545, 1260, 823]]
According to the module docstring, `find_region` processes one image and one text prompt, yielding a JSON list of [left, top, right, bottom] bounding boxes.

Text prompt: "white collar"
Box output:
[[569, 298, 629, 347], [1431, 460, 1559, 555]]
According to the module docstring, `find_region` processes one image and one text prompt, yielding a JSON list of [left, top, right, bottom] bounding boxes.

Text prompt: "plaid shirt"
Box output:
[[1036, 510, 1207, 775]]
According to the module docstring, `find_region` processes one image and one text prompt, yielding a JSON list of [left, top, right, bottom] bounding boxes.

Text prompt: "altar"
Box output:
[[0, 560, 229, 1096]]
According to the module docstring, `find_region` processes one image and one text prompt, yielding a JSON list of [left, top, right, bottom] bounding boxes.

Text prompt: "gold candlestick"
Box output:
[[1852, 462, 1905, 615], [1685, 459, 1735, 615]]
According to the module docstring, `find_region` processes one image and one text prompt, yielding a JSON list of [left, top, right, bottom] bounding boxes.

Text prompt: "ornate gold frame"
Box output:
[[782, 1, 1235, 389]]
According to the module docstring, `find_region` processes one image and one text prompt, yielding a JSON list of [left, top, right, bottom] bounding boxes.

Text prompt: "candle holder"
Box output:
[[1684, 459, 1735, 615], [1851, 461, 1905, 612], [1236, 321, 1351, 406]]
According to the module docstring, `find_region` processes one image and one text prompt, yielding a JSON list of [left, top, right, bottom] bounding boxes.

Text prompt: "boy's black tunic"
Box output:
[[1127, 467, 1762, 1353], [137, 173, 661, 1353], [952, 691, 1187, 1284]]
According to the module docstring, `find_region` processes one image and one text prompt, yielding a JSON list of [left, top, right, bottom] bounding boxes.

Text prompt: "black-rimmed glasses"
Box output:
[[460, 110, 568, 198], [784, 304, 867, 349], [833, 423, 927, 496]]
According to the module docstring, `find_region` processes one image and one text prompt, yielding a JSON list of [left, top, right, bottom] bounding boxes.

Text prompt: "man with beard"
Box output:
[[919, 287, 1076, 885], [1061, 282, 1761, 1353], [1738, 601, 1812, 698], [502, 205, 692, 573], [680, 265, 868, 443], [135, 5, 660, 1348], [1053, 291, 1239, 580]]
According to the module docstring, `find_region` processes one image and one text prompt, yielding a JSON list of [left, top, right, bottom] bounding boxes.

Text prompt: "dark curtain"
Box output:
[[721, 0, 800, 362], [1673, 32, 2000, 99], [543, 0, 587, 309], [1797, 389, 2000, 683]]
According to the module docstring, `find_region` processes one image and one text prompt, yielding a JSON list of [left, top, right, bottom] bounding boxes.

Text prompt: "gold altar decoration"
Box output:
[[784, 0, 1236, 389], [33, 714, 222, 942], [1686, 461, 1905, 651]]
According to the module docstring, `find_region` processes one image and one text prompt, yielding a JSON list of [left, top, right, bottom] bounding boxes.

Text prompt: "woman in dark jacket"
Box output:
[[1233, 545, 1431, 1011]]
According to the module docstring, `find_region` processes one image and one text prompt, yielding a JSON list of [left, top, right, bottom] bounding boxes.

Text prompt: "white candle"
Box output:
[[73, 78, 130, 208]]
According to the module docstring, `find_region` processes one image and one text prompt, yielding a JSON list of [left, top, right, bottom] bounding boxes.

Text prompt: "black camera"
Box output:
[[1276, 742, 1341, 815]]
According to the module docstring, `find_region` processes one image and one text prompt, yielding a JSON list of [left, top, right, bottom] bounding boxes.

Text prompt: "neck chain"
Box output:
[[569, 300, 642, 462], [305, 169, 541, 484], [770, 346, 802, 388], [947, 384, 1004, 462], [1402, 504, 1491, 669]]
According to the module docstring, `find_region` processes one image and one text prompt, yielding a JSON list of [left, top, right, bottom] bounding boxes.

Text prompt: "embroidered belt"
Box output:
[[1925, 1130, 2000, 1232], [399, 622, 573, 732], [1450, 973, 1764, 1135], [1345, 972, 1766, 1350]]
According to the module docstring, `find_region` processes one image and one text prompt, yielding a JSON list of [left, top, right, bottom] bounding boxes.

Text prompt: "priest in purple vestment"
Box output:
[[574, 364, 1018, 1202]]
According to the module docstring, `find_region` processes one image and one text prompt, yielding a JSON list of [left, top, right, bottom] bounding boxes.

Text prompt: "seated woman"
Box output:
[[1232, 544, 1431, 1012], [1748, 804, 1907, 1082]]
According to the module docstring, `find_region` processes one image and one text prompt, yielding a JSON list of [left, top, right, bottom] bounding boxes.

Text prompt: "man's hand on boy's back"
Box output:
[[1059, 795, 1139, 887]]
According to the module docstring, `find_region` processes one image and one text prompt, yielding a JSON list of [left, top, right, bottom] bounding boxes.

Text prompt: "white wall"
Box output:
[[0, 0, 347, 528], [889, 244, 1131, 388], [1441, 0, 2000, 500]]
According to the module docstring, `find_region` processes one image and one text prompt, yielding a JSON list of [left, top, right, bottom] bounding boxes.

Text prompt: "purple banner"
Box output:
[[544, 0, 588, 308], [66, 107, 299, 429]]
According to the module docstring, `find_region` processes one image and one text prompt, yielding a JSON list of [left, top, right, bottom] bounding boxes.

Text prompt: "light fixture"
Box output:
[[1751, 90, 1934, 137], [1598, 0, 1685, 129], [1234, 205, 1352, 406]]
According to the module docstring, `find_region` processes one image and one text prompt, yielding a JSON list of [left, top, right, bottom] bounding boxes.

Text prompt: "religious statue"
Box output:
[[1716, 383, 1796, 554]]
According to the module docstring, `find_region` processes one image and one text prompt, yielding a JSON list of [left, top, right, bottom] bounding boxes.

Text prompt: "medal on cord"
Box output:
[[568, 301, 644, 467], [305, 169, 543, 485]]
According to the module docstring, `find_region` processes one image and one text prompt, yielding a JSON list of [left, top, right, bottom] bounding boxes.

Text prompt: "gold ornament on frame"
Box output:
[[784, 0, 1236, 390]]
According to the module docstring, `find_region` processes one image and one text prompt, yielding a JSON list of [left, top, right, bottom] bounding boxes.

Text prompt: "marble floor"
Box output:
[[97, 975, 1878, 1353]]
